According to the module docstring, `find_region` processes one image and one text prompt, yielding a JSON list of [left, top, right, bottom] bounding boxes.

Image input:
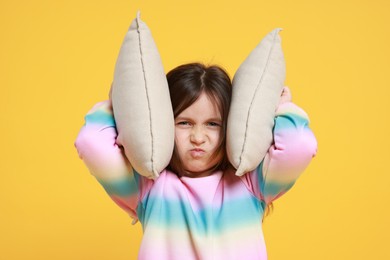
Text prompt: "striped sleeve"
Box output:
[[246, 102, 317, 205], [74, 100, 150, 222]]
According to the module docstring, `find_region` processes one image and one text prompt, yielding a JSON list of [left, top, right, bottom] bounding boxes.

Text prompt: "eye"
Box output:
[[177, 121, 191, 126], [207, 122, 221, 127]]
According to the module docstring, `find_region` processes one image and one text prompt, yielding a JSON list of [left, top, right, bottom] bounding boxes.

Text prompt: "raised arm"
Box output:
[[244, 88, 317, 205], [74, 100, 150, 222], [259, 99, 317, 204]]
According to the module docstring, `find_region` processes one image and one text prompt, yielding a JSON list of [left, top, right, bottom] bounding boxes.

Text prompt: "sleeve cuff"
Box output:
[[275, 102, 310, 122]]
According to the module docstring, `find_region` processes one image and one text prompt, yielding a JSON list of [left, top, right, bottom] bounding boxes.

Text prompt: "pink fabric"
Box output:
[[75, 100, 317, 259]]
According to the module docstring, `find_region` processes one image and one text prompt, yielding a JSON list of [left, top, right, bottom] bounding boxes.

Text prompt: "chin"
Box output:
[[185, 162, 220, 176], [186, 166, 208, 174]]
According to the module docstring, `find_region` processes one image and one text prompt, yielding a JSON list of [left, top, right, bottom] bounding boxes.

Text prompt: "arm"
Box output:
[[74, 100, 150, 222], [245, 88, 317, 205]]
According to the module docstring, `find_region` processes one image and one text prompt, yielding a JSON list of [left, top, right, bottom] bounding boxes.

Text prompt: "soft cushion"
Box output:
[[111, 12, 174, 179], [227, 28, 285, 176]]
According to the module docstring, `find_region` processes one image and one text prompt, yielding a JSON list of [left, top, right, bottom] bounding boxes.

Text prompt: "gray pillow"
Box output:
[[111, 12, 174, 179], [227, 28, 285, 176]]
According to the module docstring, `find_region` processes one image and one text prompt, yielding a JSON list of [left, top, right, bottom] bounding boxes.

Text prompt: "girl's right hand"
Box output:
[[109, 82, 113, 104]]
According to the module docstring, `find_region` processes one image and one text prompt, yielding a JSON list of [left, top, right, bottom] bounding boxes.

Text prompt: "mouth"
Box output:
[[190, 148, 206, 158]]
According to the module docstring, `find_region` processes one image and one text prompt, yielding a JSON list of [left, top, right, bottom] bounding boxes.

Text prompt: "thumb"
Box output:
[[109, 82, 113, 101]]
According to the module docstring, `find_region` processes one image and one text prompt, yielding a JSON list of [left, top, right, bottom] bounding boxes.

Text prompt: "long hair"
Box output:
[[166, 62, 232, 175]]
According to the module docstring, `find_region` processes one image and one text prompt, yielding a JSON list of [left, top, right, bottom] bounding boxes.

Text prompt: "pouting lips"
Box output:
[[190, 148, 206, 158]]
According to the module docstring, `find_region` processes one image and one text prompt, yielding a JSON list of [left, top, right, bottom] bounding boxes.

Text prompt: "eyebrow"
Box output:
[[175, 116, 222, 122], [208, 117, 222, 122]]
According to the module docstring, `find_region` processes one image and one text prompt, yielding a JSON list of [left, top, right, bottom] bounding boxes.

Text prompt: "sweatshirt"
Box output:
[[75, 100, 317, 260]]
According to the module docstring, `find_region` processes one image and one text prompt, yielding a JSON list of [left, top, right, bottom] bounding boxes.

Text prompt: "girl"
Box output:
[[75, 63, 317, 260]]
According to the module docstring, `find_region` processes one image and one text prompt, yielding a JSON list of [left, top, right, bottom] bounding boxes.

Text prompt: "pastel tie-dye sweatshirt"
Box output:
[[75, 100, 317, 260]]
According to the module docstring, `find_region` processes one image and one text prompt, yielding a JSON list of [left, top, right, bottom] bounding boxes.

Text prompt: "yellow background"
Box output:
[[1, 0, 389, 259]]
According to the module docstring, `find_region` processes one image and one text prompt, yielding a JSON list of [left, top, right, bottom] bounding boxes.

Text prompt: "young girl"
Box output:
[[75, 63, 317, 260]]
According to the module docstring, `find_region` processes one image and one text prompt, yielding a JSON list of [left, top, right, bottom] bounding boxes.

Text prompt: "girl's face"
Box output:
[[174, 92, 223, 177]]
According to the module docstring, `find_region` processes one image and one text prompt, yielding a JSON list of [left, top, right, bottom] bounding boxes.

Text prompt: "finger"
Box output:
[[109, 82, 113, 100], [283, 86, 292, 100]]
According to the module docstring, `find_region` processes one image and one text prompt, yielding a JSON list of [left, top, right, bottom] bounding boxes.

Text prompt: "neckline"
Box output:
[[180, 170, 223, 181]]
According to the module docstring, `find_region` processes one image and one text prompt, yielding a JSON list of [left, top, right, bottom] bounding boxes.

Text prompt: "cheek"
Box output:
[[210, 131, 221, 147], [174, 130, 187, 151]]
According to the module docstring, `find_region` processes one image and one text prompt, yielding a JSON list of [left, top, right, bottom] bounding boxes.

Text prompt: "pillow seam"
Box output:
[[136, 19, 155, 175]]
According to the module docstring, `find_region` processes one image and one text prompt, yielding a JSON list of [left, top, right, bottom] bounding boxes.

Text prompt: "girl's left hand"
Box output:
[[278, 86, 292, 106]]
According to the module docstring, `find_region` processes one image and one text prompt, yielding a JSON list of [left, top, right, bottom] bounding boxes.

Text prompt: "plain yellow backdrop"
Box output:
[[1, 0, 389, 259]]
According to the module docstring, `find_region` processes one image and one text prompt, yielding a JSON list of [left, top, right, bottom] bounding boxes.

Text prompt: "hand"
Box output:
[[278, 86, 292, 106], [109, 82, 113, 102]]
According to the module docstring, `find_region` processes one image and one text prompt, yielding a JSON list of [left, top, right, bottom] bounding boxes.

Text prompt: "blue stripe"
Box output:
[[214, 196, 263, 232], [263, 180, 295, 197], [97, 174, 138, 197], [274, 113, 309, 130], [138, 195, 263, 235], [85, 110, 116, 127], [257, 161, 295, 198]]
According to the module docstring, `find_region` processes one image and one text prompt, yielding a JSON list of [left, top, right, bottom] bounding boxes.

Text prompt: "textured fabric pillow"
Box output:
[[227, 28, 285, 176], [111, 12, 174, 179]]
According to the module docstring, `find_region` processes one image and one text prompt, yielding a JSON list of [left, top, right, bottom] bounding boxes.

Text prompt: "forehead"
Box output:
[[178, 92, 221, 119]]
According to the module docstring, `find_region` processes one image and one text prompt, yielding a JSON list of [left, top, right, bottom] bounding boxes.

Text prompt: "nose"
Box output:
[[190, 126, 206, 145]]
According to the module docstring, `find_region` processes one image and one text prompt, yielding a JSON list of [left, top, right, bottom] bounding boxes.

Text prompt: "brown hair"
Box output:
[[166, 62, 232, 175]]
